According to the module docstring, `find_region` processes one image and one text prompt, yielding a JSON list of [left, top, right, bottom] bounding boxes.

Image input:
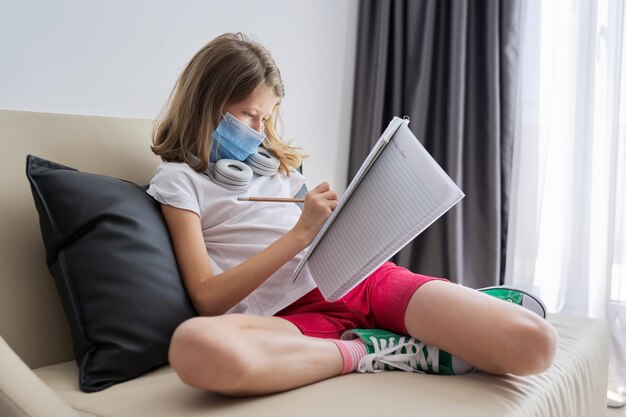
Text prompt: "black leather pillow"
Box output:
[[26, 155, 196, 392]]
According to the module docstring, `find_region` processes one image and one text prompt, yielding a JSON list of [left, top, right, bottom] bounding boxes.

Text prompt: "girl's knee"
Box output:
[[506, 314, 558, 375], [168, 317, 253, 392], [169, 317, 212, 383], [170, 317, 204, 356], [525, 316, 558, 373]]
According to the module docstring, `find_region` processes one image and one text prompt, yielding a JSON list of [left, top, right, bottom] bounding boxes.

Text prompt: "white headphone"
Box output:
[[211, 147, 280, 191]]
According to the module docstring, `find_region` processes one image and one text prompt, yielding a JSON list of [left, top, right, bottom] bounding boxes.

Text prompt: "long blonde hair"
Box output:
[[151, 32, 304, 173]]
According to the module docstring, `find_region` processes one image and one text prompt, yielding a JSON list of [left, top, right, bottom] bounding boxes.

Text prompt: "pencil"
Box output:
[[237, 196, 305, 203]]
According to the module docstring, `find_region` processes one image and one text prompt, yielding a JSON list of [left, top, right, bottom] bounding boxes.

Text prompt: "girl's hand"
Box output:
[[292, 182, 338, 245]]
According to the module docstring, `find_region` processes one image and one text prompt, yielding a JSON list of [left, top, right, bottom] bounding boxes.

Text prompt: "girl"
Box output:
[[147, 32, 557, 396]]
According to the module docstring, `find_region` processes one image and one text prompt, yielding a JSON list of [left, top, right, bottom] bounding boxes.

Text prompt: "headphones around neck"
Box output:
[[211, 147, 280, 191]]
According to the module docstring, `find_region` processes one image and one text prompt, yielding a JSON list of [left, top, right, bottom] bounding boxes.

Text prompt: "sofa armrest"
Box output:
[[0, 337, 80, 417]]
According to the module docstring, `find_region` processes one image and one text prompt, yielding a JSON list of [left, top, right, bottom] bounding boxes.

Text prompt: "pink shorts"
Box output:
[[275, 262, 448, 339]]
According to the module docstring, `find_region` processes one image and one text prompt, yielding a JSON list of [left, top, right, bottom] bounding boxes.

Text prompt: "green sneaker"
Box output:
[[340, 329, 473, 375], [479, 286, 547, 318]]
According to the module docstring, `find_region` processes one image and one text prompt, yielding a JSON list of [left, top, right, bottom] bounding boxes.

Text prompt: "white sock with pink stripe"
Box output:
[[331, 339, 368, 374]]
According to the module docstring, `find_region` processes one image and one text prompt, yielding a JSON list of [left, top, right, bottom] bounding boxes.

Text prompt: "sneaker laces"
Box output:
[[357, 335, 440, 373]]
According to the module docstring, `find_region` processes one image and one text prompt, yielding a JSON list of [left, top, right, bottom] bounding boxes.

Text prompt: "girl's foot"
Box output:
[[340, 329, 473, 375]]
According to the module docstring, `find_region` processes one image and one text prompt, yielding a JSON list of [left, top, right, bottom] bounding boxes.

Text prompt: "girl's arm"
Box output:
[[161, 182, 338, 316]]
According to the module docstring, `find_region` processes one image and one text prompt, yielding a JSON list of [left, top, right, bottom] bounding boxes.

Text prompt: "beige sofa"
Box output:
[[0, 109, 611, 417]]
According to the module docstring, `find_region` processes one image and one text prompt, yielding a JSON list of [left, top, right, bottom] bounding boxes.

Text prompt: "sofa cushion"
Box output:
[[26, 155, 197, 392], [31, 315, 609, 417]]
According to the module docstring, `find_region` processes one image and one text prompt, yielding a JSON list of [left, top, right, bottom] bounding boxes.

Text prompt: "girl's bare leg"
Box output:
[[403, 280, 558, 376], [170, 282, 558, 396], [168, 314, 343, 396]]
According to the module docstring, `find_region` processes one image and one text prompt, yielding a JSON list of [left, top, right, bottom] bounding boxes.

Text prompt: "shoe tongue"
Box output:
[[341, 329, 398, 350]]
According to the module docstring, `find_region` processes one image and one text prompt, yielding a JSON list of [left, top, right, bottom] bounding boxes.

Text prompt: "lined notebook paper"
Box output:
[[292, 117, 464, 301]]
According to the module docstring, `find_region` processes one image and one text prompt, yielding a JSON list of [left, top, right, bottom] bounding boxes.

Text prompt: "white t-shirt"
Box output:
[[146, 162, 317, 316]]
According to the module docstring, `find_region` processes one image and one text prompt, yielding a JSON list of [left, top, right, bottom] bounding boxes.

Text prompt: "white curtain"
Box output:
[[505, 0, 626, 387]]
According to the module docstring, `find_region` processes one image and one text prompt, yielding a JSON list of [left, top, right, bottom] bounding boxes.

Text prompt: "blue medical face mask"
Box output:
[[210, 112, 266, 163]]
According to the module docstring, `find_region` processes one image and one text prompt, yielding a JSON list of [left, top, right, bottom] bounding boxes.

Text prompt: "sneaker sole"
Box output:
[[479, 286, 547, 318]]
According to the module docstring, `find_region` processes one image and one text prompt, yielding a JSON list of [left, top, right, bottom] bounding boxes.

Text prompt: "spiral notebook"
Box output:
[[292, 117, 464, 301]]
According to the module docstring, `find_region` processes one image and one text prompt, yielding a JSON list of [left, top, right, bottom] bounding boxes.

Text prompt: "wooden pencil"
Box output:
[[237, 196, 305, 203]]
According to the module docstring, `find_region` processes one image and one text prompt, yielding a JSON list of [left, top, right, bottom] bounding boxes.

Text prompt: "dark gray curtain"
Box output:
[[348, 0, 522, 287]]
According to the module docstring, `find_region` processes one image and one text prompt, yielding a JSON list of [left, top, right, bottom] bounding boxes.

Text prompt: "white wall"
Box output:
[[0, 0, 359, 192]]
